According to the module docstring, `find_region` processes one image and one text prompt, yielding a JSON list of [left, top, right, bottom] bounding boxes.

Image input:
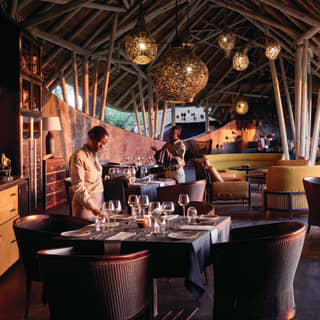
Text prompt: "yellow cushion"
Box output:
[[277, 160, 311, 166]]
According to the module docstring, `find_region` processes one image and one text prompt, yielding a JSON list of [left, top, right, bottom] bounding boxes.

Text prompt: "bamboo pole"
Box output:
[[310, 89, 320, 164], [295, 45, 303, 158], [300, 40, 308, 158], [138, 75, 148, 137], [82, 56, 89, 114], [148, 74, 154, 138], [171, 104, 176, 126], [154, 95, 159, 138], [72, 53, 80, 110], [160, 102, 168, 141], [99, 13, 118, 121], [306, 54, 312, 159], [279, 55, 295, 140], [91, 59, 98, 118], [205, 101, 210, 132], [269, 60, 290, 160], [60, 70, 68, 105], [132, 91, 142, 136]]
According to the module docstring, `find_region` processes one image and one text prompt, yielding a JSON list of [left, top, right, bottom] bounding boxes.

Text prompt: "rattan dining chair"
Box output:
[[13, 214, 91, 319], [37, 247, 152, 320], [211, 222, 306, 320], [303, 177, 320, 233]]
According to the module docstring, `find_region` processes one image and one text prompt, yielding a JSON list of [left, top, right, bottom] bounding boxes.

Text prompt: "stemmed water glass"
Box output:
[[128, 194, 139, 218], [138, 195, 149, 215], [129, 167, 137, 183], [178, 194, 190, 221], [148, 201, 161, 234], [161, 201, 175, 233]]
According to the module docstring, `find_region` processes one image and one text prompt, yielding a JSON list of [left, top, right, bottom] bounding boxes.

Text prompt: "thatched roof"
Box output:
[[4, 0, 320, 114]]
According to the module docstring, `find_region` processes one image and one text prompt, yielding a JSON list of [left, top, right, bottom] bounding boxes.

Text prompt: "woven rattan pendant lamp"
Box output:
[[235, 93, 249, 115], [124, 0, 157, 65], [153, 0, 208, 103]]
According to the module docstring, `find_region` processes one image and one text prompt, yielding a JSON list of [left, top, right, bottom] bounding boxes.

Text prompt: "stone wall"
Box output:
[[42, 90, 165, 168]]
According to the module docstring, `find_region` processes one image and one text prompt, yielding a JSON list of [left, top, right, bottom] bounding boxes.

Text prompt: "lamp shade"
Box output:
[[233, 49, 249, 71], [218, 31, 236, 58], [43, 117, 62, 131], [235, 95, 249, 115], [265, 37, 281, 60], [154, 46, 208, 103]]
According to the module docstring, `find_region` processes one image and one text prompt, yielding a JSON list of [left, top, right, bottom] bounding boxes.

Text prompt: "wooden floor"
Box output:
[[1, 189, 320, 320]]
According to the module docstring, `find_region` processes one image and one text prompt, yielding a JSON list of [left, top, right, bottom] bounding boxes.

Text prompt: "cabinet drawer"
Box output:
[[46, 171, 65, 184], [46, 181, 65, 195], [0, 186, 18, 225], [45, 191, 66, 209], [0, 215, 19, 276], [46, 159, 65, 173]]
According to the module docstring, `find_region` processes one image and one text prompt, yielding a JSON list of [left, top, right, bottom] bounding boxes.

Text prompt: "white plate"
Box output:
[[60, 230, 91, 238], [168, 231, 199, 240], [109, 214, 131, 220]]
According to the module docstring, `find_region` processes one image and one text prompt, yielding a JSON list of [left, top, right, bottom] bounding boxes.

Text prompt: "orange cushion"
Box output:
[[207, 165, 224, 182]]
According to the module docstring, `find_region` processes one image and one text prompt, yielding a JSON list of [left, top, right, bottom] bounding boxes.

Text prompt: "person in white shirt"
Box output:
[[69, 126, 108, 220]]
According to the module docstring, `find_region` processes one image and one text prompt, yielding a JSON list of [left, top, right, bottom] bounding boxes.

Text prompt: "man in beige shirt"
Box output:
[[69, 126, 108, 220], [161, 125, 186, 183]]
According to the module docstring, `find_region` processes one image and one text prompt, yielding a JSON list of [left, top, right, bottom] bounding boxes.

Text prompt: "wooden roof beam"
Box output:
[[81, 3, 126, 13]]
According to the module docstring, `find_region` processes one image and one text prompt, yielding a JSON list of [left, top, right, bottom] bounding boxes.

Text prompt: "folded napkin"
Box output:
[[107, 232, 136, 241], [178, 224, 218, 243]]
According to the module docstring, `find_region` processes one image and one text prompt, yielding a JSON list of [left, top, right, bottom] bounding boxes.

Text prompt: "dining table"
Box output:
[[57, 214, 231, 316]]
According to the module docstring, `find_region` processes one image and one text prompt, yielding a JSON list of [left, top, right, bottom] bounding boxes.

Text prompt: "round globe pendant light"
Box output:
[[218, 31, 236, 58], [265, 37, 281, 60], [154, 45, 208, 103], [124, 0, 157, 65], [233, 48, 249, 71], [235, 94, 249, 115]]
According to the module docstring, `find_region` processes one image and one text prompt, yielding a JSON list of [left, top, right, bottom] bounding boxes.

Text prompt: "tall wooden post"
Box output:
[[91, 59, 98, 118], [99, 13, 118, 121], [310, 89, 320, 164], [269, 60, 290, 160], [171, 104, 176, 126], [306, 54, 312, 159], [60, 70, 68, 105], [82, 55, 89, 114], [160, 102, 168, 141], [72, 53, 80, 110], [300, 40, 308, 158], [205, 98, 210, 132], [138, 74, 148, 137], [154, 95, 159, 138], [295, 45, 303, 158], [132, 91, 142, 135], [148, 74, 154, 138], [279, 55, 295, 140]]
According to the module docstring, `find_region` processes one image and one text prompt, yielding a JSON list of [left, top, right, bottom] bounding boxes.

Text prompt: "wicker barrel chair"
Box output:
[[303, 177, 320, 233], [211, 222, 306, 320], [13, 214, 91, 319], [37, 247, 152, 320]]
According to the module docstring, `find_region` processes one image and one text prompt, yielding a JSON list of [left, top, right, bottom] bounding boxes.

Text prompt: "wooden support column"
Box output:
[[205, 98, 210, 132], [171, 104, 176, 126], [138, 74, 148, 137], [279, 55, 295, 140], [148, 74, 154, 138], [269, 60, 290, 160], [91, 59, 98, 118], [99, 13, 118, 121], [295, 45, 303, 158], [160, 102, 168, 141], [132, 91, 142, 135], [300, 40, 308, 158], [72, 53, 80, 110], [60, 70, 68, 105], [307, 53, 312, 159], [154, 95, 159, 138], [82, 56, 89, 114], [310, 89, 320, 164]]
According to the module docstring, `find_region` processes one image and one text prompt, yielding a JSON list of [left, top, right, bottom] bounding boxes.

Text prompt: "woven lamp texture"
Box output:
[[154, 46, 208, 103], [265, 38, 281, 60], [218, 32, 236, 58], [125, 30, 157, 65], [233, 49, 249, 71], [235, 95, 249, 115]]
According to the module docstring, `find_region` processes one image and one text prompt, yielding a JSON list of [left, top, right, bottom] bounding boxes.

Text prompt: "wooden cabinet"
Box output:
[[0, 15, 43, 211], [0, 185, 19, 276], [43, 158, 66, 209]]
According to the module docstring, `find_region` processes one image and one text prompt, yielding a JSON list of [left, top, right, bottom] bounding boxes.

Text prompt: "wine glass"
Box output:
[[114, 168, 120, 177], [187, 206, 198, 224], [140, 166, 148, 178], [123, 168, 131, 180], [108, 200, 121, 227], [129, 167, 137, 183], [128, 194, 138, 217], [138, 195, 149, 215], [178, 194, 190, 221], [161, 201, 175, 233], [148, 201, 161, 234], [108, 168, 115, 179]]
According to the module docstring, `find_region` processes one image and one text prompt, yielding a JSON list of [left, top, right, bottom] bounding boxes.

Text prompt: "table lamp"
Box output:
[[43, 116, 62, 156]]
